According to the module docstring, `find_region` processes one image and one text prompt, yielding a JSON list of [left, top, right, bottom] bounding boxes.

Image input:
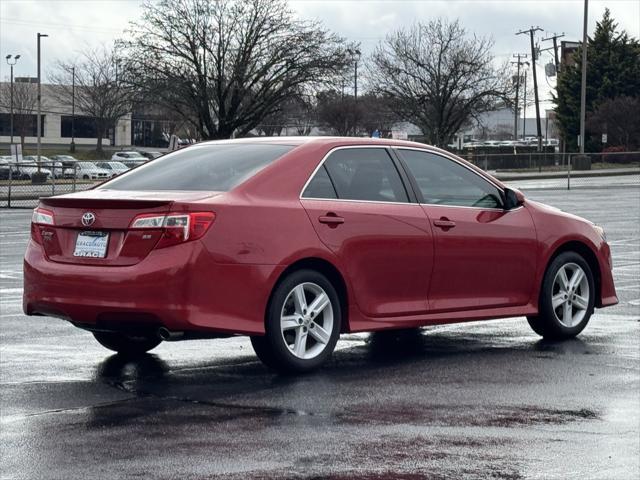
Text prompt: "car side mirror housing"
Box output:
[[504, 187, 525, 210]]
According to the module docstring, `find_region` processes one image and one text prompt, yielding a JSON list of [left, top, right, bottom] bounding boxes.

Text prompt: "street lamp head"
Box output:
[[15, 55, 20, 60], [5, 54, 11, 60]]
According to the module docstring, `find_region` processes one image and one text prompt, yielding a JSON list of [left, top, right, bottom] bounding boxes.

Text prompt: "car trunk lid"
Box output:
[[37, 190, 219, 266]]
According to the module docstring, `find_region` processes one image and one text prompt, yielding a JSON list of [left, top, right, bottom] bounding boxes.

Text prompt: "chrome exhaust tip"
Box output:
[[157, 327, 184, 341]]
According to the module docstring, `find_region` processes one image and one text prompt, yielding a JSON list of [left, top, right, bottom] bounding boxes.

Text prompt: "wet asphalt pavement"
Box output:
[[1, 179, 639, 479]]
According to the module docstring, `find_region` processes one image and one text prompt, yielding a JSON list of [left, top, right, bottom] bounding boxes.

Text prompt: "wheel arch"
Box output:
[[266, 257, 350, 333], [545, 240, 602, 307]]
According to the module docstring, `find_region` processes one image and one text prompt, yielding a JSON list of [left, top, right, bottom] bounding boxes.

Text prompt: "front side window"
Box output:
[[305, 148, 408, 202], [101, 144, 294, 192], [399, 149, 503, 208]]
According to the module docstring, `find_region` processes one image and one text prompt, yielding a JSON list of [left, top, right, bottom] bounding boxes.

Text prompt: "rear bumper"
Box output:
[[24, 240, 283, 335]]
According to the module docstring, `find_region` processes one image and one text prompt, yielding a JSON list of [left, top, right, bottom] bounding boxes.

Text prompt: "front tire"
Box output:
[[93, 331, 162, 355], [251, 269, 341, 373], [527, 251, 595, 340]]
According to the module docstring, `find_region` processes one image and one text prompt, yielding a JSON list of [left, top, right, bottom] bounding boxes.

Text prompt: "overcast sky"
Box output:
[[1, 0, 638, 116]]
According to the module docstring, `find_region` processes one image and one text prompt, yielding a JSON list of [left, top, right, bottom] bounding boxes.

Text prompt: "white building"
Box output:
[[0, 81, 131, 148]]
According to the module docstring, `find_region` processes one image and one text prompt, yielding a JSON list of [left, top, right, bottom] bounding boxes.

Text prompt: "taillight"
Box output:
[[32, 208, 54, 225], [31, 208, 54, 245], [129, 211, 215, 249]]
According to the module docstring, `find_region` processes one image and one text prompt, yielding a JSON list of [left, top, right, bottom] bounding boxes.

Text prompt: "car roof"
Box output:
[[196, 136, 452, 153]]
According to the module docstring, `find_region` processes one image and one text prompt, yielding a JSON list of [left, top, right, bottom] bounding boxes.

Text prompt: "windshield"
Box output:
[[101, 143, 294, 192]]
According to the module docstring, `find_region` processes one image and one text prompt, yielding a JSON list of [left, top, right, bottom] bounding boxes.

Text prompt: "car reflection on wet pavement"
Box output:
[[1, 183, 639, 479]]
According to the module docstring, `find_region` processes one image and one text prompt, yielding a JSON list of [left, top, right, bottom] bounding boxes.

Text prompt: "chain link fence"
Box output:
[[0, 162, 98, 208], [1, 151, 639, 208], [455, 150, 640, 191]]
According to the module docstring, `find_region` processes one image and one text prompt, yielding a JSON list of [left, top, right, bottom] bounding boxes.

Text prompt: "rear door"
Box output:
[[396, 148, 537, 312], [300, 147, 434, 317]]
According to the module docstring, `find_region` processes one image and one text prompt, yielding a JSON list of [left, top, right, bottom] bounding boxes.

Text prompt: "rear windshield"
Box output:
[[100, 144, 294, 192]]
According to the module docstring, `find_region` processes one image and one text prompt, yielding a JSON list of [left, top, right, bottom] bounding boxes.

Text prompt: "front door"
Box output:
[[396, 148, 537, 312]]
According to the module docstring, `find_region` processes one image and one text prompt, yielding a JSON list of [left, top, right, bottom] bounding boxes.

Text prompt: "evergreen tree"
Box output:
[[553, 9, 640, 151]]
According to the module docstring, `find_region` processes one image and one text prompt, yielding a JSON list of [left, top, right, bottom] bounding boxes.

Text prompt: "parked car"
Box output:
[[139, 151, 164, 160], [0, 155, 52, 180], [95, 161, 130, 178], [0, 156, 20, 180], [24, 137, 617, 372], [50, 155, 79, 178], [111, 151, 148, 168], [75, 162, 110, 180], [23, 155, 69, 179]]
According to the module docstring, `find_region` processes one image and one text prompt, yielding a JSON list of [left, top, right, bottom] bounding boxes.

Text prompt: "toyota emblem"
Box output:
[[81, 212, 96, 227]]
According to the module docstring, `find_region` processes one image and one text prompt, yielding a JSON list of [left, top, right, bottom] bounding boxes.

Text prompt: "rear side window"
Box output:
[[302, 165, 337, 199], [101, 144, 294, 192], [306, 148, 408, 202]]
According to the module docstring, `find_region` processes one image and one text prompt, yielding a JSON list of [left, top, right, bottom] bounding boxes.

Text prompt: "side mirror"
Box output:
[[504, 187, 525, 210]]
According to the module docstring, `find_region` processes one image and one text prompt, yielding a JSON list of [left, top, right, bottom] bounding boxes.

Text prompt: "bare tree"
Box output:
[[0, 80, 38, 149], [121, 0, 347, 140], [50, 45, 131, 154], [287, 95, 316, 136], [358, 93, 399, 137], [255, 93, 319, 136], [369, 19, 511, 147], [316, 90, 360, 136]]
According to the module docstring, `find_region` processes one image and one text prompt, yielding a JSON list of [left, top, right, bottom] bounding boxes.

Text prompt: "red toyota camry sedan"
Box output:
[[24, 137, 617, 372]]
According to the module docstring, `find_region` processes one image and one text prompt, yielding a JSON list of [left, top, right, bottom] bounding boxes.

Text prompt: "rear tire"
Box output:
[[527, 251, 595, 340], [93, 331, 161, 355], [251, 269, 341, 373]]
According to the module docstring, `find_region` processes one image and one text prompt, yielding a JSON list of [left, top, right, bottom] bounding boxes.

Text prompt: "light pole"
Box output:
[[36, 32, 48, 166], [5, 54, 20, 144], [522, 68, 528, 140], [346, 47, 361, 136], [70, 66, 75, 153], [579, 0, 589, 153]]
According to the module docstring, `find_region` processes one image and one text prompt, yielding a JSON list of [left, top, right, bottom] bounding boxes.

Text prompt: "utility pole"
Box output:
[[36, 32, 48, 166], [5, 54, 20, 145], [70, 66, 76, 153], [579, 0, 589, 153], [542, 33, 565, 73], [511, 54, 528, 140], [517, 26, 543, 152]]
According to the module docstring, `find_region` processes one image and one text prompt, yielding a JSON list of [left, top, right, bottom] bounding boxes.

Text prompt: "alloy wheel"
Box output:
[[551, 262, 590, 328], [280, 282, 334, 360]]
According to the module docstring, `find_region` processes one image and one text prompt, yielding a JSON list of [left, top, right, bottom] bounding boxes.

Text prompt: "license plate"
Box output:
[[73, 231, 109, 258]]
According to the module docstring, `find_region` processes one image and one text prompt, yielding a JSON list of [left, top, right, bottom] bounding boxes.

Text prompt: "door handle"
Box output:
[[433, 217, 456, 229], [318, 214, 345, 225]]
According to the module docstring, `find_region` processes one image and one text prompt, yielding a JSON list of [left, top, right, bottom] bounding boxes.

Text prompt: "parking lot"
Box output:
[[1, 178, 639, 479]]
